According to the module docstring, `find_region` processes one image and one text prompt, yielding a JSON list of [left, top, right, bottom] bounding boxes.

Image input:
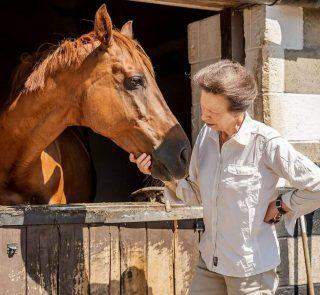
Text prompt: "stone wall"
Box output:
[[244, 5, 320, 294]]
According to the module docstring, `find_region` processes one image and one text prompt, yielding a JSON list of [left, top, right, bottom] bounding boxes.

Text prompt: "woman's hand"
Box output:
[[264, 200, 290, 224], [264, 201, 281, 224], [129, 153, 152, 175]]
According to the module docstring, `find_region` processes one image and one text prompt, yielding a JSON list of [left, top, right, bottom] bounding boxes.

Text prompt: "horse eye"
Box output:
[[124, 75, 145, 90]]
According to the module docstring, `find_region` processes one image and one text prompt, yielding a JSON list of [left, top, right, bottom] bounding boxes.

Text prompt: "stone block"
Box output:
[[285, 49, 320, 94], [266, 93, 320, 142], [266, 5, 303, 50], [278, 236, 320, 286], [292, 142, 320, 163], [304, 8, 320, 49], [262, 44, 285, 93]]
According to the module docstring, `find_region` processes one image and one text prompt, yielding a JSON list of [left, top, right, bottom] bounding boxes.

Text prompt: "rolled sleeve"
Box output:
[[265, 137, 320, 235]]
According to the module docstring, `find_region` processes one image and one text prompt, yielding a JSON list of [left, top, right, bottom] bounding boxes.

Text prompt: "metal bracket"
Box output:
[[194, 219, 205, 232], [7, 243, 18, 258]]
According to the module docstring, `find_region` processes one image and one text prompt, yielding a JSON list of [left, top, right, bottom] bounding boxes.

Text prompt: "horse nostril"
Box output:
[[180, 147, 190, 165]]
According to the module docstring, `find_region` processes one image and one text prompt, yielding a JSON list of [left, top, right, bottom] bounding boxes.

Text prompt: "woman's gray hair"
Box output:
[[193, 60, 258, 112]]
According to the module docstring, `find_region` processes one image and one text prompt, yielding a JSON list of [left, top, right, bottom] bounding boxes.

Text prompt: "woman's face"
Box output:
[[200, 90, 240, 132]]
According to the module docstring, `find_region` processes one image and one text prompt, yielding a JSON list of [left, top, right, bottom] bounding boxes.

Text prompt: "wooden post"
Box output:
[[300, 215, 315, 295]]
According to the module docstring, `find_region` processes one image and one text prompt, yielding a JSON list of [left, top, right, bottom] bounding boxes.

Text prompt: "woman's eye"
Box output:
[[124, 75, 145, 90]]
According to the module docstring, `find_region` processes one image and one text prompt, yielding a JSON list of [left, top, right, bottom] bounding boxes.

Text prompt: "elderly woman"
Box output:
[[129, 60, 320, 294]]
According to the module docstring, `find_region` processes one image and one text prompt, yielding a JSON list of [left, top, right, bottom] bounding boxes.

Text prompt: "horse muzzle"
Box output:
[[151, 126, 191, 181]]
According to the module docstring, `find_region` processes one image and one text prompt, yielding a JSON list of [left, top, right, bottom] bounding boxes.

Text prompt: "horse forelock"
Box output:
[[8, 30, 154, 104]]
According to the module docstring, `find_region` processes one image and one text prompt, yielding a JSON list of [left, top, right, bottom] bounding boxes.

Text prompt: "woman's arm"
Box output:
[[162, 139, 201, 206], [264, 136, 320, 235], [129, 132, 203, 206]]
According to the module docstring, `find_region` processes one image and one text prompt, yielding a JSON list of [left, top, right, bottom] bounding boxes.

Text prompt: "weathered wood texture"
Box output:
[[0, 204, 200, 295], [128, 0, 231, 11], [0, 202, 203, 226], [26, 225, 59, 294], [188, 14, 222, 143], [128, 0, 257, 11], [147, 221, 174, 295], [174, 220, 200, 295], [0, 227, 26, 295], [2, 202, 319, 293]]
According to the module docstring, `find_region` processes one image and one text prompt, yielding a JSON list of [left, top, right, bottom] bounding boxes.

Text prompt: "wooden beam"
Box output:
[[0, 202, 203, 226], [127, 0, 227, 11], [129, 0, 320, 10]]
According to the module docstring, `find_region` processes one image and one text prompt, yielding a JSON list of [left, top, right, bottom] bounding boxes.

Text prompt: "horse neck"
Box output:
[[0, 90, 74, 184]]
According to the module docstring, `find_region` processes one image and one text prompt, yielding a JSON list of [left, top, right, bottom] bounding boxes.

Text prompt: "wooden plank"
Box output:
[[188, 19, 199, 65], [26, 225, 59, 295], [128, 0, 280, 9], [128, 0, 228, 11], [199, 15, 221, 63], [88, 225, 120, 294], [0, 203, 203, 226], [120, 223, 147, 295], [146, 221, 174, 295], [109, 226, 120, 295], [58, 225, 89, 295], [0, 227, 26, 295], [188, 14, 221, 143], [174, 220, 199, 295], [89, 226, 110, 294]]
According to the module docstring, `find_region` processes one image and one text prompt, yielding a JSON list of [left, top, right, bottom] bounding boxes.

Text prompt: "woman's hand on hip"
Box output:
[[264, 199, 290, 224], [129, 153, 152, 175], [264, 201, 281, 224]]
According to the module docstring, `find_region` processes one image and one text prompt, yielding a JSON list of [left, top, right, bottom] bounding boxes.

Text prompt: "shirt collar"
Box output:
[[206, 112, 254, 146]]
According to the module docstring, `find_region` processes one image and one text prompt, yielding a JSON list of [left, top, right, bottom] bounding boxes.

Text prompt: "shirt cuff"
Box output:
[[282, 189, 299, 236], [281, 189, 299, 211], [283, 212, 299, 236]]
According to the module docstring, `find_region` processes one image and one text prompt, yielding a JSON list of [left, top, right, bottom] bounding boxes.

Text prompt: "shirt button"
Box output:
[[213, 256, 218, 266]]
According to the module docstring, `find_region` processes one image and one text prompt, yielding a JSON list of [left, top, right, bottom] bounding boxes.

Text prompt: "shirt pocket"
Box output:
[[222, 164, 262, 208]]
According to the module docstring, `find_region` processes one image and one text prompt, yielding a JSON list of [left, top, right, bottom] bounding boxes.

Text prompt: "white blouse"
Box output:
[[165, 113, 320, 277]]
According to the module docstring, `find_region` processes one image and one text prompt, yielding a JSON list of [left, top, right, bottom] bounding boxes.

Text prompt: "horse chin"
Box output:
[[151, 164, 174, 182]]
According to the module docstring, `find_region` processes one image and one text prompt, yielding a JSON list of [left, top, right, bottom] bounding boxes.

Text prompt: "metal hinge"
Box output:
[[7, 243, 18, 258], [194, 219, 205, 232]]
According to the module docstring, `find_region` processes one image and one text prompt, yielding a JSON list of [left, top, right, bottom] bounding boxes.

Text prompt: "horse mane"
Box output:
[[9, 29, 154, 102]]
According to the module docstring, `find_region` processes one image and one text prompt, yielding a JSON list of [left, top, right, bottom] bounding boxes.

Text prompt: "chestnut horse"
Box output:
[[0, 4, 191, 205]]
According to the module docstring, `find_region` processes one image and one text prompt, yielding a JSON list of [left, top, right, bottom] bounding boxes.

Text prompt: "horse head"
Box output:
[[73, 5, 191, 181]]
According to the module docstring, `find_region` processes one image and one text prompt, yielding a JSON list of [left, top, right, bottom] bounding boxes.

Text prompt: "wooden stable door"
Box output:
[[188, 14, 222, 144], [0, 203, 202, 295]]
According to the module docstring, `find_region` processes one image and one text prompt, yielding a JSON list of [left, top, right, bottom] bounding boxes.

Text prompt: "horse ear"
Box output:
[[121, 21, 134, 39], [94, 4, 113, 47]]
